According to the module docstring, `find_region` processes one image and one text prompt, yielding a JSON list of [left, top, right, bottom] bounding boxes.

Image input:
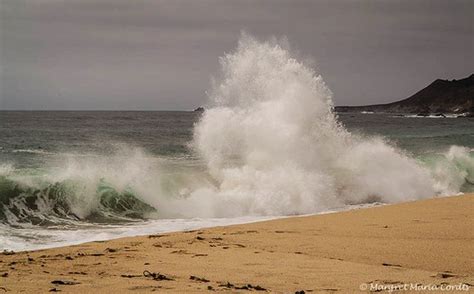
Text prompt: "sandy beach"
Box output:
[[1, 194, 472, 293], [3, 1, 473, 292]]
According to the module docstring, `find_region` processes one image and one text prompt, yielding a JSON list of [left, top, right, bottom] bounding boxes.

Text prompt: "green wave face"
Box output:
[[0, 176, 156, 226], [418, 148, 474, 193], [96, 182, 157, 221]]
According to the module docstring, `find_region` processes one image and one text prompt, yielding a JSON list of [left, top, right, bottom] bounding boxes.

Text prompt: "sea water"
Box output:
[[1, 34, 472, 251]]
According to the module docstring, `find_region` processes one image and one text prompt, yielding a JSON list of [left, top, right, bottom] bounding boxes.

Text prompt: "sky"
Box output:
[[1, 0, 473, 110]]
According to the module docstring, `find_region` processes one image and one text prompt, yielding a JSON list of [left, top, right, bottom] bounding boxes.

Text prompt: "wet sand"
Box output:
[[1, 194, 473, 293]]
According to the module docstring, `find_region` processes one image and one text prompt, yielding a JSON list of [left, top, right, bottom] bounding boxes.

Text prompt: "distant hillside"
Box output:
[[335, 74, 474, 115]]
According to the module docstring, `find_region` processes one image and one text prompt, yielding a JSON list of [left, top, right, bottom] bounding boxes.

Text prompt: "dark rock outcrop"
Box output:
[[335, 74, 474, 115], [193, 107, 205, 112]]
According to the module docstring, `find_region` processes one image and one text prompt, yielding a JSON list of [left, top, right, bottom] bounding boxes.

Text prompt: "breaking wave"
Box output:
[[0, 149, 160, 226], [0, 176, 156, 226], [188, 33, 472, 217], [425, 146, 474, 195], [1, 33, 472, 226]]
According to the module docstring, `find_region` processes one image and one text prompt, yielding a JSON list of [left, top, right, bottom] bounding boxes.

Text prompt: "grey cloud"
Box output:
[[1, 0, 473, 110]]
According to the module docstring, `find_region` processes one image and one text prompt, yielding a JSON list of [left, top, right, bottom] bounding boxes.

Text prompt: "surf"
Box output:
[[0, 33, 473, 228], [190, 33, 470, 217], [0, 167, 157, 226]]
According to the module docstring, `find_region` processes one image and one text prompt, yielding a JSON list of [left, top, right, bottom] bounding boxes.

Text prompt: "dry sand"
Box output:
[[1, 194, 472, 293]]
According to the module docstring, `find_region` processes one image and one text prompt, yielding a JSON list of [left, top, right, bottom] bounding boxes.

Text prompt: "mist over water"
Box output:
[[191, 33, 436, 216], [0, 34, 473, 250]]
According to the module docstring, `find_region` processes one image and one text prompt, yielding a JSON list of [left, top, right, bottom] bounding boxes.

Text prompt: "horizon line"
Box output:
[[0, 104, 357, 112], [0, 109, 200, 112]]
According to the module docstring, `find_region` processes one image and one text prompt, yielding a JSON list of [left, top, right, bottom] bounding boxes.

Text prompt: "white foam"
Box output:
[[12, 149, 54, 155], [0, 202, 383, 252], [431, 146, 474, 195], [400, 114, 461, 119], [187, 33, 437, 217], [0, 216, 272, 251], [2, 34, 469, 251]]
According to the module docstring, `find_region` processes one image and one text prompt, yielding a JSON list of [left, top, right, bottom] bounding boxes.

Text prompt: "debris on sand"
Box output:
[[190, 275, 210, 283], [51, 280, 80, 285], [143, 270, 174, 281]]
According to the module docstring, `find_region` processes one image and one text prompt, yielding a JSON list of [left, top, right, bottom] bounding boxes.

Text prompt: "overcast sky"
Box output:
[[1, 0, 473, 110]]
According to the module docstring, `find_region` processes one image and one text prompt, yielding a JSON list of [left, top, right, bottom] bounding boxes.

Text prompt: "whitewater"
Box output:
[[1, 34, 473, 251]]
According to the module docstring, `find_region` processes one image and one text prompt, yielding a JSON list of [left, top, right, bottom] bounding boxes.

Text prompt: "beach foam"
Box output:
[[1, 34, 471, 228], [189, 33, 438, 217]]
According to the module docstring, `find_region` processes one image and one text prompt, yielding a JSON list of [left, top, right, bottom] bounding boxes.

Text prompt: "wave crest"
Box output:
[[191, 33, 437, 217], [430, 146, 474, 194], [0, 175, 156, 226], [1, 34, 471, 224]]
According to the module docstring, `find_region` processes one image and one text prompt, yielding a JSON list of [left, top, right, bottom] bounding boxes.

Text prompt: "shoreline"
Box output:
[[1, 194, 472, 293], [2, 202, 383, 253], [0, 216, 278, 253]]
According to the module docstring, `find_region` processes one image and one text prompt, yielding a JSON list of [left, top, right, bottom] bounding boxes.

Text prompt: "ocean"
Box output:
[[1, 35, 473, 251], [1, 111, 472, 251]]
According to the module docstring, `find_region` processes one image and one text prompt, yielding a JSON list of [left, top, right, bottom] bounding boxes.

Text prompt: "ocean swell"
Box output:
[[0, 34, 473, 226]]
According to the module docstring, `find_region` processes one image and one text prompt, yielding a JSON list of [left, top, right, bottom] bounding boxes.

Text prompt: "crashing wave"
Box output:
[[0, 175, 156, 226], [188, 33, 468, 217], [0, 33, 472, 224]]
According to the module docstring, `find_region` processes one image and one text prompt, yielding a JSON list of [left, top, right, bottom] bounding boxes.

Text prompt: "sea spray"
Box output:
[[0, 145, 218, 224], [430, 146, 474, 194], [0, 34, 471, 225], [0, 147, 161, 225], [191, 33, 436, 216]]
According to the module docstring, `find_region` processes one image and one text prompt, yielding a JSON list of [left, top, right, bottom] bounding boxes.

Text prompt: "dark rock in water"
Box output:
[[194, 107, 205, 112], [335, 73, 474, 114]]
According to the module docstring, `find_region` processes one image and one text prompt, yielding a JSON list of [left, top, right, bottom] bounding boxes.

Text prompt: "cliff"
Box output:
[[335, 74, 474, 114]]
